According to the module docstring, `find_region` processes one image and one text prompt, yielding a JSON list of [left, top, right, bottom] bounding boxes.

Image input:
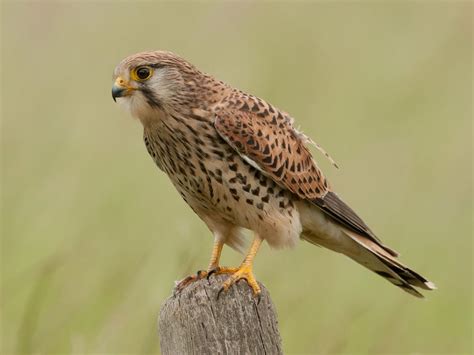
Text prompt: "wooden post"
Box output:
[[158, 274, 283, 354]]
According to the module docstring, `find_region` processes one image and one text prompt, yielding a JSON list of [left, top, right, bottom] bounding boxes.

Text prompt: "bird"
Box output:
[[111, 50, 435, 298]]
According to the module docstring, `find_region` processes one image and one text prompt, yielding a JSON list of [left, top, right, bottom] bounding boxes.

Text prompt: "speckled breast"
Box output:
[[142, 116, 297, 230]]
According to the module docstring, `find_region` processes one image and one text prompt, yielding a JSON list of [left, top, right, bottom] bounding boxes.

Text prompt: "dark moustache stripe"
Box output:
[[140, 86, 163, 110]]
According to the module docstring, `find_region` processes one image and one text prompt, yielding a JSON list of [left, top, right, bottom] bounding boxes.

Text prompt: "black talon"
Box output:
[[207, 268, 219, 280], [217, 287, 225, 300], [256, 293, 262, 305]]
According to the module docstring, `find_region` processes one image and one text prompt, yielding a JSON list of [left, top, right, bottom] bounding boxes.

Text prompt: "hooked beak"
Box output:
[[112, 77, 134, 102]]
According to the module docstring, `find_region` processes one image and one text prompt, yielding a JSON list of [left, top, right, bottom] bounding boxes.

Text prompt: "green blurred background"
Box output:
[[2, 1, 472, 354]]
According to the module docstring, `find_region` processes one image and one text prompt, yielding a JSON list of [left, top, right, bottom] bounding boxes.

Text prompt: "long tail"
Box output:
[[339, 228, 436, 298], [302, 227, 436, 298], [298, 200, 436, 297]]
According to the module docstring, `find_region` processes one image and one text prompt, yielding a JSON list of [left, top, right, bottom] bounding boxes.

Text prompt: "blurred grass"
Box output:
[[1, 1, 472, 354]]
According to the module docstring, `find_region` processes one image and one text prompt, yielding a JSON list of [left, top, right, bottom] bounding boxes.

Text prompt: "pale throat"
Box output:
[[118, 94, 166, 128]]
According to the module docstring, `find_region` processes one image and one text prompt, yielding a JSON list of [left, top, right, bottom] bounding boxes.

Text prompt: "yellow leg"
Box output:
[[218, 236, 263, 296], [207, 238, 224, 270], [175, 238, 226, 292], [206, 239, 239, 276]]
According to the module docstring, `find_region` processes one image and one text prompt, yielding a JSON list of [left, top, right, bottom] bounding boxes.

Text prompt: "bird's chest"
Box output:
[[143, 120, 231, 209], [143, 119, 296, 230]]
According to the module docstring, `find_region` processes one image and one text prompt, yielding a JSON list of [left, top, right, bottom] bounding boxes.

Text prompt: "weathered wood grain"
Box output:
[[158, 274, 282, 355]]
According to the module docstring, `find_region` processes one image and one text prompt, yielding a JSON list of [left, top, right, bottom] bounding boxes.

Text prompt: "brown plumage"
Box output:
[[112, 50, 435, 297]]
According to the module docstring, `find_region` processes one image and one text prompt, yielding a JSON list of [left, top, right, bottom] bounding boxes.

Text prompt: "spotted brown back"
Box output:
[[213, 97, 329, 200], [213, 95, 398, 254]]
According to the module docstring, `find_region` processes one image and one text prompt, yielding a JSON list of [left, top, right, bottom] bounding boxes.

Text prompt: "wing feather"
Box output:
[[213, 98, 328, 200], [212, 95, 394, 255], [313, 191, 399, 257]]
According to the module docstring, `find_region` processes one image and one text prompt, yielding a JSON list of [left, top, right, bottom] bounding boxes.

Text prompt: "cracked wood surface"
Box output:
[[158, 274, 282, 355]]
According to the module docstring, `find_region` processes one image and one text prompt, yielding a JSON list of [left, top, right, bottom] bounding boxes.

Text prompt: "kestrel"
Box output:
[[112, 51, 435, 298]]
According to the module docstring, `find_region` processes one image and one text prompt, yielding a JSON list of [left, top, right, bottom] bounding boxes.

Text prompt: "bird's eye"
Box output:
[[132, 66, 153, 81]]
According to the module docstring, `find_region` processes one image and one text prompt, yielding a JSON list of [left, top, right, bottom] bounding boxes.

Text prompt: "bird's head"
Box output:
[[112, 50, 201, 122]]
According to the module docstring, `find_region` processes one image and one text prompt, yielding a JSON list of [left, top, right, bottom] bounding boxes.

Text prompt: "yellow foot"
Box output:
[[207, 266, 239, 279], [217, 265, 261, 298], [174, 270, 208, 293]]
